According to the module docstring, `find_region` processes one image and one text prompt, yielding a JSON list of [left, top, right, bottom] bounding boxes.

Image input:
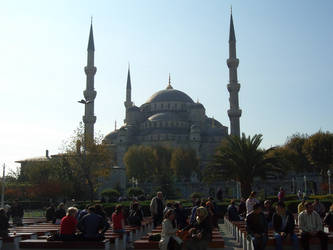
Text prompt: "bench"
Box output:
[[19, 239, 110, 250], [133, 238, 224, 249]]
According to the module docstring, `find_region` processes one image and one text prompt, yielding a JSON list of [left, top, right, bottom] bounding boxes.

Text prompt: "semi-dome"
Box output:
[[146, 89, 194, 104]]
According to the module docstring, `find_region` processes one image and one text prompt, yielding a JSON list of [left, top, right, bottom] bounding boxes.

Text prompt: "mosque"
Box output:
[[80, 13, 242, 192], [17, 13, 242, 196]]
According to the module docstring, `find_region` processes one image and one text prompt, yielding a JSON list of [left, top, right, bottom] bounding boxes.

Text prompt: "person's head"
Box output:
[[329, 204, 333, 212], [164, 209, 175, 221], [95, 204, 103, 211], [115, 204, 123, 214], [195, 200, 201, 207], [67, 207, 78, 217], [208, 196, 214, 202], [264, 200, 271, 208], [206, 201, 213, 208], [157, 191, 163, 199], [305, 202, 313, 213], [276, 201, 286, 214], [196, 206, 208, 221], [314, 198, 319, 204], [0, 208, 5, 216], [253, 203, 262, 214], [240, 197, 245, 203], [230, 199, 236, 205], [58, 203, 65, 209], [249, 191, 256, 198], [166, 202, 173, 208], [88, 206, 96, 214], [280, 187, 283, 191]]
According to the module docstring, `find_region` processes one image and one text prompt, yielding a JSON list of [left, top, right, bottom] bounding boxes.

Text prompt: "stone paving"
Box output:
[[218, 222, 243, 250]]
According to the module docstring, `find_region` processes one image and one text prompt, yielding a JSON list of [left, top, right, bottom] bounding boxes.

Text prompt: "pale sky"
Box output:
[[1, 0, 332, 172]]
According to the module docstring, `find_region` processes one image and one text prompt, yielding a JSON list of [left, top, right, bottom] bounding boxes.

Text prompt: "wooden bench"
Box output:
[[133, 238, 224, 249], [19, 239, 110, 250]]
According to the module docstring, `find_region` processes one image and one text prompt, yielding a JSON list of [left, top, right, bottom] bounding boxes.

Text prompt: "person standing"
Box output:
[[272, 202, 298, 250], [227, 199, 240, 222], [313, 198, 326, 218], [262, 200, 275, 228], [10, 200, 24, 226], [277, 187, 285, 202], [246, 191, 259, 216], [238, 197, 246, 219], [246, 203, 268, 250], [150, 191, 164, 228], [298, 202, 328, 250]]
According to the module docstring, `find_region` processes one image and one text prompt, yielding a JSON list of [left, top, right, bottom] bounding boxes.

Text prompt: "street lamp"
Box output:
[[304, 175, 307, 196], [292, 177, 295, 194], [328, 169, 331, 195]]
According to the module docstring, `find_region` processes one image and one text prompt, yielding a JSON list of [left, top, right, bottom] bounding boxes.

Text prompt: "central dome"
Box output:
[[146, 89, 194, 104]]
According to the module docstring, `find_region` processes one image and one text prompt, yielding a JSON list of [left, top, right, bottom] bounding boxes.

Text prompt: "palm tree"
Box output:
[[208, 133, 281, 197]]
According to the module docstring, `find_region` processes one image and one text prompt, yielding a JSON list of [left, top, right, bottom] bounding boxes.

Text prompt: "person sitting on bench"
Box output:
[[246, 203, 268, 250], [78, 206, 108, 241], [183, 206, 212, 250], [272, 201, 299, 250], [0, 208, 9, 238], [59, 207, 79, 241], [298, 202, 328, 250], [323, 203, 333, 231]]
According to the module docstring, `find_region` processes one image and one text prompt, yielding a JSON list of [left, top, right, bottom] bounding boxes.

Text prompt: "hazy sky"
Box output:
[[1, 0, 332, 171]]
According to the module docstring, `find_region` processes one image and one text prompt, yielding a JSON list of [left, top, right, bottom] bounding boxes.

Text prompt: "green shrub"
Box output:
[[190, 192, 203, 199], [127, 187, 144, 197], [101, 188, 120, 202]]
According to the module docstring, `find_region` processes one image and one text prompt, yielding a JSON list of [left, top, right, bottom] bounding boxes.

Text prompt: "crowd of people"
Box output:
[[226, 190, 333, 250], [150, 191, 218, 250], [0, 200, 24, 238]]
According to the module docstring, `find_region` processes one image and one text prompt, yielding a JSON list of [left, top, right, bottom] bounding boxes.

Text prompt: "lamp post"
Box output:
[[1, 164, 5, 208], [292, 176, 295, 194], [304, 175, 307, 195], [328, 169, 331, 195]]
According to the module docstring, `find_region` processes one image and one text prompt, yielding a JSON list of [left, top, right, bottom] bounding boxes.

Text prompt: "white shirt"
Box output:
[[246, 198, 259, 215], [298, 210, 323, 232]]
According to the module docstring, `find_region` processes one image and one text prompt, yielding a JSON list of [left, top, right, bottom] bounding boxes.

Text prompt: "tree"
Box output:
[[284, 133, 311, 172], [123, 145, 155, 183], [62, 123, 115, 201], [207, 133, 282, 197], [302, 131, 333, 175], [170, 148, 199, 181]]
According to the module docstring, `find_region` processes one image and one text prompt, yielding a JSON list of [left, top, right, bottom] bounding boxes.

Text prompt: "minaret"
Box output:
[[227, 11, 241, 137], [83, 22, 97, 144], [124, 66, 133, 123]]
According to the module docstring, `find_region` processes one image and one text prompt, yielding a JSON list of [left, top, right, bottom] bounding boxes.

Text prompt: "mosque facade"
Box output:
[[84, 13, 241, 191]]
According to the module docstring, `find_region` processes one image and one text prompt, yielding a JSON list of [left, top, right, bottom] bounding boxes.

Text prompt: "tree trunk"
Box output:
[[241, 181, 252, 198], [87, 178, 94, 202]]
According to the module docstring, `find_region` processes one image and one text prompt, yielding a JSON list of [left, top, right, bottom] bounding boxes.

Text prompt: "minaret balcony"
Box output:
[[227, 83, 240, 92], [228, 109, 242, 117], [83, 115, 96, 124], [84, 66, 97, 75], [227, 58, 239, 68], [84, 90, 97, 100]]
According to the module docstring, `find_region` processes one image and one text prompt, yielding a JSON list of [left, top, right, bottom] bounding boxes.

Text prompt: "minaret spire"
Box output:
[[166, 73, 173, 89], [124, 65, 133, 124], [83, 22, 97, 144], [227, 11, 241, 137]]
